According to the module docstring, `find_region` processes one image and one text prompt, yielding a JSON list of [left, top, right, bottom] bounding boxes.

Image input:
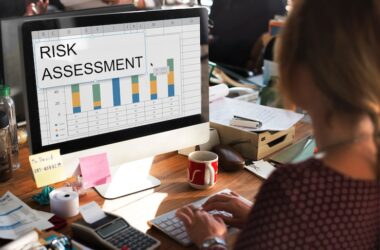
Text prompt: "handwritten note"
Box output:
[[79, 153, 111, 189], [29, 149, 66, 188]]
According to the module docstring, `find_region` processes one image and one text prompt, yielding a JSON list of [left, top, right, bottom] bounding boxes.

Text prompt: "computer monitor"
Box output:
[[0, 4, 139, 123], [21, 7, 209, 199], [208, 0, 286, 70]]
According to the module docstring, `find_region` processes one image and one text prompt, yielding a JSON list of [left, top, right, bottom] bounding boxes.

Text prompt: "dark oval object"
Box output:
[[212, 145, 245, 172]]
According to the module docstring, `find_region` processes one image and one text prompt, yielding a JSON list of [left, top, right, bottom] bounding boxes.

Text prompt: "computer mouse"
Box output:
[[212, 144, 245, 172]]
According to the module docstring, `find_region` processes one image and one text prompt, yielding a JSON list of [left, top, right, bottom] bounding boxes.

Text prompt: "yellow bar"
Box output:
[[72, 92, 81, 107], [168, 71, 174, 84], [132, 82, 139, 94], [150, 80, 157, 94], [93, 101, 101, 107]]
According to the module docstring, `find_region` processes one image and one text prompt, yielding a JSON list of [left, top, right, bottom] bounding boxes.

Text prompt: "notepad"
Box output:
[[29, 149, 66, 188], [79, 153, 112, 189]]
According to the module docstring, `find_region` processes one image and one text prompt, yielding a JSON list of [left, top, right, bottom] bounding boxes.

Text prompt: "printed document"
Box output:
[[0, 191, 53, 239], [210, 98, 304, 131]]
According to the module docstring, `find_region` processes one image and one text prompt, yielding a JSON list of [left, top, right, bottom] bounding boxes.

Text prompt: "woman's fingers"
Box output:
[[202, 200, 232, 213], [176, 205, 202, 227], [176, 211, 191, 227], [213, 213, 233, 224], [202, 193, 234, 207]]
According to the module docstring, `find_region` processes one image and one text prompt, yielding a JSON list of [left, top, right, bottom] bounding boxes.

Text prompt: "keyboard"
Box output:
[[148, 188, 238, 246]]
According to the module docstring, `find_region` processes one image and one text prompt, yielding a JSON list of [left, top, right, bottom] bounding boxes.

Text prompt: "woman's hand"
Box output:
[[202, 191, 253, 229], [176, 205, 227, 247]]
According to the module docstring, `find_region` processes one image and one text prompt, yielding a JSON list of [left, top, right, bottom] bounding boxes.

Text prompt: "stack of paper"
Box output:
[[210, 98, 304, 131], [0, 192, 54, 240]]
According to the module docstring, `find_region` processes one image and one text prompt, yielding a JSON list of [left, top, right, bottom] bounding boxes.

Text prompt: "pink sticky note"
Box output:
[[79, 153, 112, 189]]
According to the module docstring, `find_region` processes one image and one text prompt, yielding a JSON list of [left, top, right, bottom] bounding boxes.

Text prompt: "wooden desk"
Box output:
[[0, 122, 312, 249]]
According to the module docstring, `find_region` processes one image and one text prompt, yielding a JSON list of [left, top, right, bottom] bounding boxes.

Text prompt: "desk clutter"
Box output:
[[0, 191, 55, 240], [0, 149, 161, 249], [212, 122, 295, 161], [209, 97, 302, 160], [0, 188, 161, 249], [0, 229, 85, 250]]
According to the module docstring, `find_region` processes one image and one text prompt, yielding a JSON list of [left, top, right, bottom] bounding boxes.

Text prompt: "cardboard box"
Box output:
[[211, 122, 295, 160]]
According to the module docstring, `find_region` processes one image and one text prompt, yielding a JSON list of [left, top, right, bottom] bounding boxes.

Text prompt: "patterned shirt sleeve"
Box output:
[[233, 159, 380, 250], [233, 166, 305, 249]]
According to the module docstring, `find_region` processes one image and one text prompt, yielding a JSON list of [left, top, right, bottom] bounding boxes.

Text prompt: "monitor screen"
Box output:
[[208, 0, 286, 71], [22, 8, 209, 198], [0, 4, 139, 123]]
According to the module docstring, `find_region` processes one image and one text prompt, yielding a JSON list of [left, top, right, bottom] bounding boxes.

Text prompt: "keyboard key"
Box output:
[[159, 222, 168, 228], [167, 225, 176, 231], [169, 228, 182, 236]]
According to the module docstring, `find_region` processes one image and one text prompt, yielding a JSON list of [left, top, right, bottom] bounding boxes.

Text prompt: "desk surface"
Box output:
[[0, 122, 311, 249]]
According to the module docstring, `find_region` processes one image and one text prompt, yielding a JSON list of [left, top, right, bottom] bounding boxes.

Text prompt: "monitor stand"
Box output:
[[94, 157, 161, 199]]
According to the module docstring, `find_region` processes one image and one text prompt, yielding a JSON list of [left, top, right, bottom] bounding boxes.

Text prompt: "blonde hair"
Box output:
[[276, 0, 380, 177]]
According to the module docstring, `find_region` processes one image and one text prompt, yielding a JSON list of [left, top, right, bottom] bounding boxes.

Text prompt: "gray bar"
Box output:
[[81, 26, 92, 36], [103, 24, 124, 33], [39, 30, 49, 39], [164, 19, 182, 27], [137, 22, 144, 30], [124, 23, 131, 31], [91, 25, 104, 35], [49, 29, 59, 39], [144, 20, 164, 29], [130, 22, 139, 31], [59, 27, 81, 38], [182, 17, 200, 25], [34, 17, 199, 40]]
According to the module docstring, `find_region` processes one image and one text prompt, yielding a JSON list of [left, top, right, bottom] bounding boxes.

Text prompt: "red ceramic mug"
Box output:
[[188, 151, 218, 189]]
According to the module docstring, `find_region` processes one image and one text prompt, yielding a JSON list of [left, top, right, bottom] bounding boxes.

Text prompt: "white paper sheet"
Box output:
[[35, 210, 54, 221], [245, 160, 277, 179], [79, 201, 106, 224], [210, 98, 304, 131], [0, 192, 53, 240]]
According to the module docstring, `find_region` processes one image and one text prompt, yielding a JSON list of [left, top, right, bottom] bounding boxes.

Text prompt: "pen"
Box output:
[[231, 116, 262, 129]]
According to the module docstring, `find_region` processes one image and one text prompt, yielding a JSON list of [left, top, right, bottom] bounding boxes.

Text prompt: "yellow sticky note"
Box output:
[[29, 149, 66, 188]]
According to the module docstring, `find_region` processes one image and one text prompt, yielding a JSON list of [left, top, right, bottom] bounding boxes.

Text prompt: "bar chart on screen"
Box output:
[[33, 17, 202, 146]]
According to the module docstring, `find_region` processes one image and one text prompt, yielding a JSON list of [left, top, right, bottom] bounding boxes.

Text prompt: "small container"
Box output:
[[0, 111, 12, 182]]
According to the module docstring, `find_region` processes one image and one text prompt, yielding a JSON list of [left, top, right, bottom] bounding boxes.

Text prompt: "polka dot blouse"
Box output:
[[234, 158, 380, 250]]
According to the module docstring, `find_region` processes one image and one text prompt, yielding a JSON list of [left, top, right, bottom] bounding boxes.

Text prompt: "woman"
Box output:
[[176, 0, 380, 249]]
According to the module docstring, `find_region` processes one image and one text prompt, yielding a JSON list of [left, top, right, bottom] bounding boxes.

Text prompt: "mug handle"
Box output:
[[205, 162, 215, 186]]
